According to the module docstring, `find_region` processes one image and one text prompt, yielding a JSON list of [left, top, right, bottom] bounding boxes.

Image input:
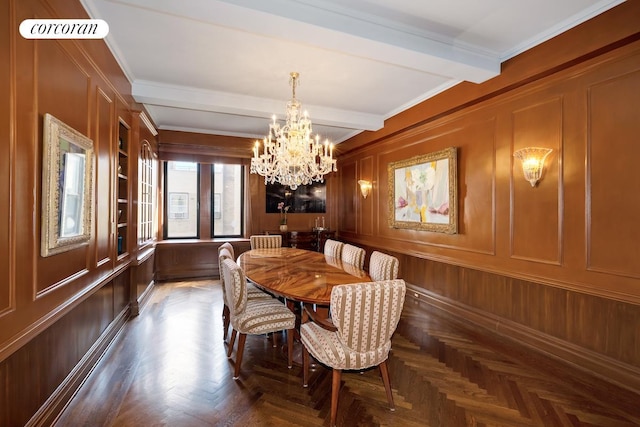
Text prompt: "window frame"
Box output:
[[163, 161, 200, 239], [162, 161, 246, 240], [210, 163, 245, 238]]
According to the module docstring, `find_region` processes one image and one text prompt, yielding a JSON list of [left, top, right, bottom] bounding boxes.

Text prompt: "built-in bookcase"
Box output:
[[117, 119, 129, 257]]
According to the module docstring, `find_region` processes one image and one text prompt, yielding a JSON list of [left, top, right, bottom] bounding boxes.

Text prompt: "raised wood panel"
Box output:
[[0, 0, 11, 315], [399, 255, 640, 368], [358, 156, 374, 235], [0, 278, 122, 427], [510, 97, 562, 264], [338, 161, 357, 233], [36, 38, 92, 295], [95, 87, 114, 266], [134, 252, 154, 303], [587, 69, 640, 278], [155, 241, 251, 281], [372, 118, 496, 254]]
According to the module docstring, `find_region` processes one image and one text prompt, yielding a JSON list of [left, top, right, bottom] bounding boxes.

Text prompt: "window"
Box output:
[[165, 161, 199, 238], [212, 163, 243, 237], [138, 141, 157, 244], [163, 161, 244, 239]]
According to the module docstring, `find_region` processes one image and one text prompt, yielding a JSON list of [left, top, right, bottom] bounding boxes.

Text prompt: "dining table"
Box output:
[[237, 247, 372, 365], [237, 247, 371, 306]]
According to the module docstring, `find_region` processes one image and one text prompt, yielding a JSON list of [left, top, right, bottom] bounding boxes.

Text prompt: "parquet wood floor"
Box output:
[[54, 280, 639, 426]]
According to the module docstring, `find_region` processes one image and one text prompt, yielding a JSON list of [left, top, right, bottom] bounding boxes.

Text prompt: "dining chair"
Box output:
[[368, 251, 400, 281], [323, 239, 344, 259], [220, 258, 296, 379], [300, 279, 406, 427], [218, 245, 272, 342], [250, 234, 282, 249], [341, 243, 365, 269]]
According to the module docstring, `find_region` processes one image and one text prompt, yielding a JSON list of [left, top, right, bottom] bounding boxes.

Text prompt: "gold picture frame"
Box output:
[[388, 147, 457, 234], [41, 113, 94, 257]]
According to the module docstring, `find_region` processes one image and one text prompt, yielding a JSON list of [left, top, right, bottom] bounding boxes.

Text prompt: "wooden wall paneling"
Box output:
[[134, 254, 155, 309], [336, 38, 640, 395], [247, 173, 262, 236], [358, 156, 374, 235], [35, 37, 93, 296], [95, 87, 115, 267], [200, 164, 212, 239], [369, 117, 497, 255], [154, 242, 219, 280], [338, 160, 357, 234], [401, 255, 640, 369], [586, 67, 640, 278], [0, 278, 126, 427], [114, 267, 130, 317], [155, 240, 251, 281], [510, 96, 562, 264], [0, 0, 12, 317], [1, 0, 140, 423]]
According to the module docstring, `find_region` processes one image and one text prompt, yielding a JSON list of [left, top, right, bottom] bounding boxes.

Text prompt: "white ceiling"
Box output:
[[80, 0, 624, 143]]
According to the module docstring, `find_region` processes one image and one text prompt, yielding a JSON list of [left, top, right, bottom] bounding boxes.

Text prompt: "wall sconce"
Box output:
[[513, 147, 553, 187], [357, 180, 372, 198]]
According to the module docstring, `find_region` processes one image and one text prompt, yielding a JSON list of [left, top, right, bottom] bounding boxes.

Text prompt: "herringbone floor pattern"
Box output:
[[55, 280, 639, 426]]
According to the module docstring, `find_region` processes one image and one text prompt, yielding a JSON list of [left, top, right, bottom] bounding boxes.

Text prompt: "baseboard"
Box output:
[[405, 284, 640, 421], [137, 280, 156, 315], [26, 306, 130, 427]]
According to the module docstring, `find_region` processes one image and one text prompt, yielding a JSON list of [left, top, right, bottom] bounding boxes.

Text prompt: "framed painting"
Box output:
[[41, 113, 94, 256], [388, 146, 457, 234]]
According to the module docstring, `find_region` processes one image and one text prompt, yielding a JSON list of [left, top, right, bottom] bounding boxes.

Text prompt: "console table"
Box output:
[[264, 229, 335, 252]]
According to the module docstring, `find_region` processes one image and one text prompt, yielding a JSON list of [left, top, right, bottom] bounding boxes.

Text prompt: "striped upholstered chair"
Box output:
[[218, 246, 272, 342], [220, 258, 296, 379], [323, 239, 344, 259], [341, 243, 365, 269], [250, 234, 282, 249], [368, 251, 400, 281], [301, 279, 406, 427]]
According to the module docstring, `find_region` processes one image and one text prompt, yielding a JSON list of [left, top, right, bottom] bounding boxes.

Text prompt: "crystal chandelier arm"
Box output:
[[250, 72, 337, 189]]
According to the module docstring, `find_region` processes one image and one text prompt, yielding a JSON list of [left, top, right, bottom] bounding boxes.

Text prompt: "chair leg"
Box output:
[[330, 369, 341, 427], [227, 329, 237, 358], [287, 328, 294, 368], [233, 333, 247, 379], [272, 331, 278, 347], [302, 344, 309, 387], [222, 304, 230, 341], [379, 360, 395, 411]]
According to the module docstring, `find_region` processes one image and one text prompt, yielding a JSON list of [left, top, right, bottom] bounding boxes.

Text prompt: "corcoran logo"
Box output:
[[19, 19, 109, 39]]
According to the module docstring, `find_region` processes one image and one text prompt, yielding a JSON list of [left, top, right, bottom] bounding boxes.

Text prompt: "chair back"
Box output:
[[341, 243, 365, 269], [323, 239, 344, 259], [218, 247, 233, 281], [220, 258, 248, 315], [218, 242, 235, 260], [330, 279, 406, 354], [369, 251, 399, 281], [250, 234, 282, 249]]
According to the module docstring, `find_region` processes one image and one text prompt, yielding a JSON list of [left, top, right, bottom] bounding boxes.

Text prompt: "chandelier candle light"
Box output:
[[250, 72, 337, 190]]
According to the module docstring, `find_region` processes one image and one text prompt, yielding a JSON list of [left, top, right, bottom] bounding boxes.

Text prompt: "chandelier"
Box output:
[[250, 72, 337, 190]]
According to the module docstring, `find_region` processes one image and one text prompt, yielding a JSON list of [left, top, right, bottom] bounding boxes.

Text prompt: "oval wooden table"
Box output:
[[237, 247, 372, 364], [237, 247, 371, 306]]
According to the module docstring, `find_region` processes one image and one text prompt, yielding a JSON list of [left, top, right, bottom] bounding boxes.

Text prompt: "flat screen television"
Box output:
[[265, 182, 326, 213]]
